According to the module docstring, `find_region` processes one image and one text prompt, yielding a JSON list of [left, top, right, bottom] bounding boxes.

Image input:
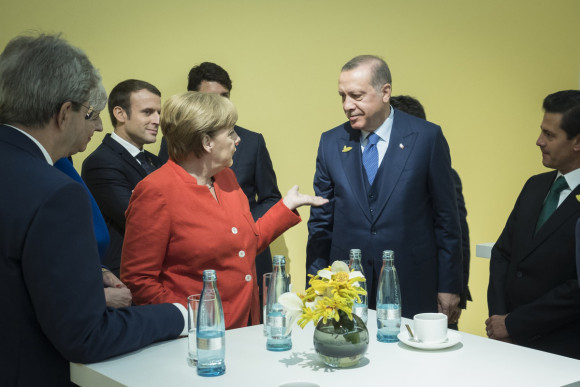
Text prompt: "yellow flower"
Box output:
[[279, 260, 367, 330]]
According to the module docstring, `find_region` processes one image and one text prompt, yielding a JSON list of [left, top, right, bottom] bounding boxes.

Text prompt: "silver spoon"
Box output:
[[405, 324, 421, 342]]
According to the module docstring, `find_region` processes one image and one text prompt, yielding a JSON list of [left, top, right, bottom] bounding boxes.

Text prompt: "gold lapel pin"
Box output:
[[342, 145, 352, 153], [576, 194, 580, 202]]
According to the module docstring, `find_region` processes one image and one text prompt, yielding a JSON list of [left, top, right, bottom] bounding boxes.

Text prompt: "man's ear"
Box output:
[[572, 133, 580, 152], [381, 83, 392, 104], [113, 106, 127, 124], [55, 101, 75, 132]]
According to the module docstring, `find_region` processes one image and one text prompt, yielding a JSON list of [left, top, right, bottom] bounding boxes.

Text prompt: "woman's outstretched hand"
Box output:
[[282, 185, 329, 210]]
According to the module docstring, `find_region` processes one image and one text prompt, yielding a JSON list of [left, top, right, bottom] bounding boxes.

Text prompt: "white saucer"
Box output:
[[398, 330, 461, 350]]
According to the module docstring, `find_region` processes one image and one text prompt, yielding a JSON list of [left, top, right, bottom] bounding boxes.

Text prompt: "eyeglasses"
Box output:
[[80, 103, 99, 120]]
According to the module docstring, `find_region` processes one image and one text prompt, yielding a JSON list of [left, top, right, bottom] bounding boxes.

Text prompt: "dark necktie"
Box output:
[[135, 152, 156, 175], [535, 176, 569, 233], [362, 132, 379, 185]]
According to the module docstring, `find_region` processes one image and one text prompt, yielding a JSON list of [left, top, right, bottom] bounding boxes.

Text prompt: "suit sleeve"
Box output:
[[452, 169, 472, 307], [250, 134, 282, 220], [82, 156, 134, 233], [254, 200, 301, 254], [487, 182, 525, 316], [121, 181, 175, 305], [306, 134, 335, 276], [428, 128, 463, 294], [23, 182, 183, 363]]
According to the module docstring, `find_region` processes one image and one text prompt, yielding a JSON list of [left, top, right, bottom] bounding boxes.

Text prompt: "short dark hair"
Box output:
[[390, 95, 426, 120], [108, 79, 161, 127], [542, 90, 580, 114], [341, 55, 392, 91], [187, 62, 232, 92], [561, 104, 580, 139]]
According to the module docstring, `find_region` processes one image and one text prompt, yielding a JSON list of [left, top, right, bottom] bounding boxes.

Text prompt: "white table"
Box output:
[[71, 311, 580, 387]]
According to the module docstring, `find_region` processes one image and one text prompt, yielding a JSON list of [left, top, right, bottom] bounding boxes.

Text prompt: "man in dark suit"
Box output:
[[82, 79, 163, 276], [306, 55, 462, 321], [390, 95, 472, 329], [159, 62, 282, 319], [487, 90, 580, 359], [0, 33, 185, 386]]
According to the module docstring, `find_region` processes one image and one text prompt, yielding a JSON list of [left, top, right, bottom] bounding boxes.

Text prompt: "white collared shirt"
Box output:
[[5, 124, 54, 165], [556, 168, 580, 207], [111, 132, 142, 157], [359, 107, 394, 167]]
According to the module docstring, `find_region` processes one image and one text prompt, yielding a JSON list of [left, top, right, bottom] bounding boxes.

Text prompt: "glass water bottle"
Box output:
[[197, 269, 226, 376], [266, 255, 292, 351], [376, 250, 401, 343], [348, 249, 368, 323]]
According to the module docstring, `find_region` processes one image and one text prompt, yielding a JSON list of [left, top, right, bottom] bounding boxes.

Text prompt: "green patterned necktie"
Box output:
[[535, 176, 569, 233]]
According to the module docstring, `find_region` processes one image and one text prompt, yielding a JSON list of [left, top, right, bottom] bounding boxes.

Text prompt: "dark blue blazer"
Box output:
[[306, 109, 462, 318], [0, 125, 183, 386], [159, 125, 282, 301], [489, 171, 580, 359], [82, 134, 163, 276]]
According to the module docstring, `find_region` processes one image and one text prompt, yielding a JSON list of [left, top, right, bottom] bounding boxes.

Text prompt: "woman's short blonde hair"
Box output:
[[161, 91, 238, 163]]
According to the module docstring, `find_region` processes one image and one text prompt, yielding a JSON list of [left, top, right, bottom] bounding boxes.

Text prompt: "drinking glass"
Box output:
[[187, 294, 201, 366]]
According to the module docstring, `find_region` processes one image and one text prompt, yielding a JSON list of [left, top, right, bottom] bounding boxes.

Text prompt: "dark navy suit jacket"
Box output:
[[306, 109, 462, 318], [488, 170, 580, 359], [159, 125, 282, 304], [82, 134, 162, 276], [0, 125, 183, 386]]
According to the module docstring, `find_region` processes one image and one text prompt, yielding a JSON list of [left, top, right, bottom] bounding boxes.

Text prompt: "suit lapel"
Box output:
[[528, 181, 580, 256], [373, 114, 416, 223], [103, 134, 148, 178], [337, 126, 372, 221]]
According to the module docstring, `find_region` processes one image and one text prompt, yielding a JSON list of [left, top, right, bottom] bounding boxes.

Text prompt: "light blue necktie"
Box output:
[[362, 132, 379, 185]]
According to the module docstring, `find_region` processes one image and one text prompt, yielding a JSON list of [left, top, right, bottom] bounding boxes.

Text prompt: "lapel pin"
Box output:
[[576, 194, 580, 202], [342, 145, 352, 153], [399, 143, 405, 149]]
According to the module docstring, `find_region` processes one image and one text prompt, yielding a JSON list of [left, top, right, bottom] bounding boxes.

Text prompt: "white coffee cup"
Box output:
[[413, 313, 448, 343]]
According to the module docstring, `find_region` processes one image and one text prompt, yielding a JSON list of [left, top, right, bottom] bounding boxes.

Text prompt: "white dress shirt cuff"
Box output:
[[173, 303, 188, 336]]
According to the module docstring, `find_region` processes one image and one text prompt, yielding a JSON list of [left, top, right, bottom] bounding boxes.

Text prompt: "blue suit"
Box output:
[[307, 109, 462, 318], [0, 125, 183, 386]]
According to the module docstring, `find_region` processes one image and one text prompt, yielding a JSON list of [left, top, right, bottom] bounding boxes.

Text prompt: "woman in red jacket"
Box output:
[[121, 92, 326, 329]]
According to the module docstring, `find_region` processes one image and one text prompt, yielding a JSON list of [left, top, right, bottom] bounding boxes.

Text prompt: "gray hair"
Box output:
[[88, 82, 107, 112], [342, 55, 392, 91], [0, 33, 101, 128]]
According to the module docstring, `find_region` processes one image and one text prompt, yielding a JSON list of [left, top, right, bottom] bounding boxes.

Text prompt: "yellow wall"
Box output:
[[2, 0, 579, 337]]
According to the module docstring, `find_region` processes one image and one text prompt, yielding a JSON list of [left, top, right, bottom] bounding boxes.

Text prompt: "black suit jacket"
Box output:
[[82, 133, 162, 275], [488, 170, 580, 359], [159, 125, 281, 295], [0, 125, 183, 386], [451, 169, 472, 308]]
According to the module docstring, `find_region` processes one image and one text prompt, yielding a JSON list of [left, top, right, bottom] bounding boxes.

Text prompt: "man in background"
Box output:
[[487, 90, 580, 359], [307, 55, 463, 321], [390, 95, 472, 329], [82, 79, 163, 276], [159, 62, 282, 318], [0, 33, 185, 386]]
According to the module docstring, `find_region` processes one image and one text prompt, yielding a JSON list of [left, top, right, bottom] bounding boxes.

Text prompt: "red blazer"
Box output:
[[121, 160, 300, 329]]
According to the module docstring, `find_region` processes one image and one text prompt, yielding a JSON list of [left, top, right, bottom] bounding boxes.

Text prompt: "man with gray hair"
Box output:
[[0, 34, 185, 386], [307, 55, 463, 323]]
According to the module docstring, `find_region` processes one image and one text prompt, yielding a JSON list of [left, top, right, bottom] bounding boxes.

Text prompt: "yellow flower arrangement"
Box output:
[[279, 261, 367, 330]]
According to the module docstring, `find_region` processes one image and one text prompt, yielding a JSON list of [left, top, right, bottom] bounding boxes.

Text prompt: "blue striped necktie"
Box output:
[[362, 132, 379, 185]]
